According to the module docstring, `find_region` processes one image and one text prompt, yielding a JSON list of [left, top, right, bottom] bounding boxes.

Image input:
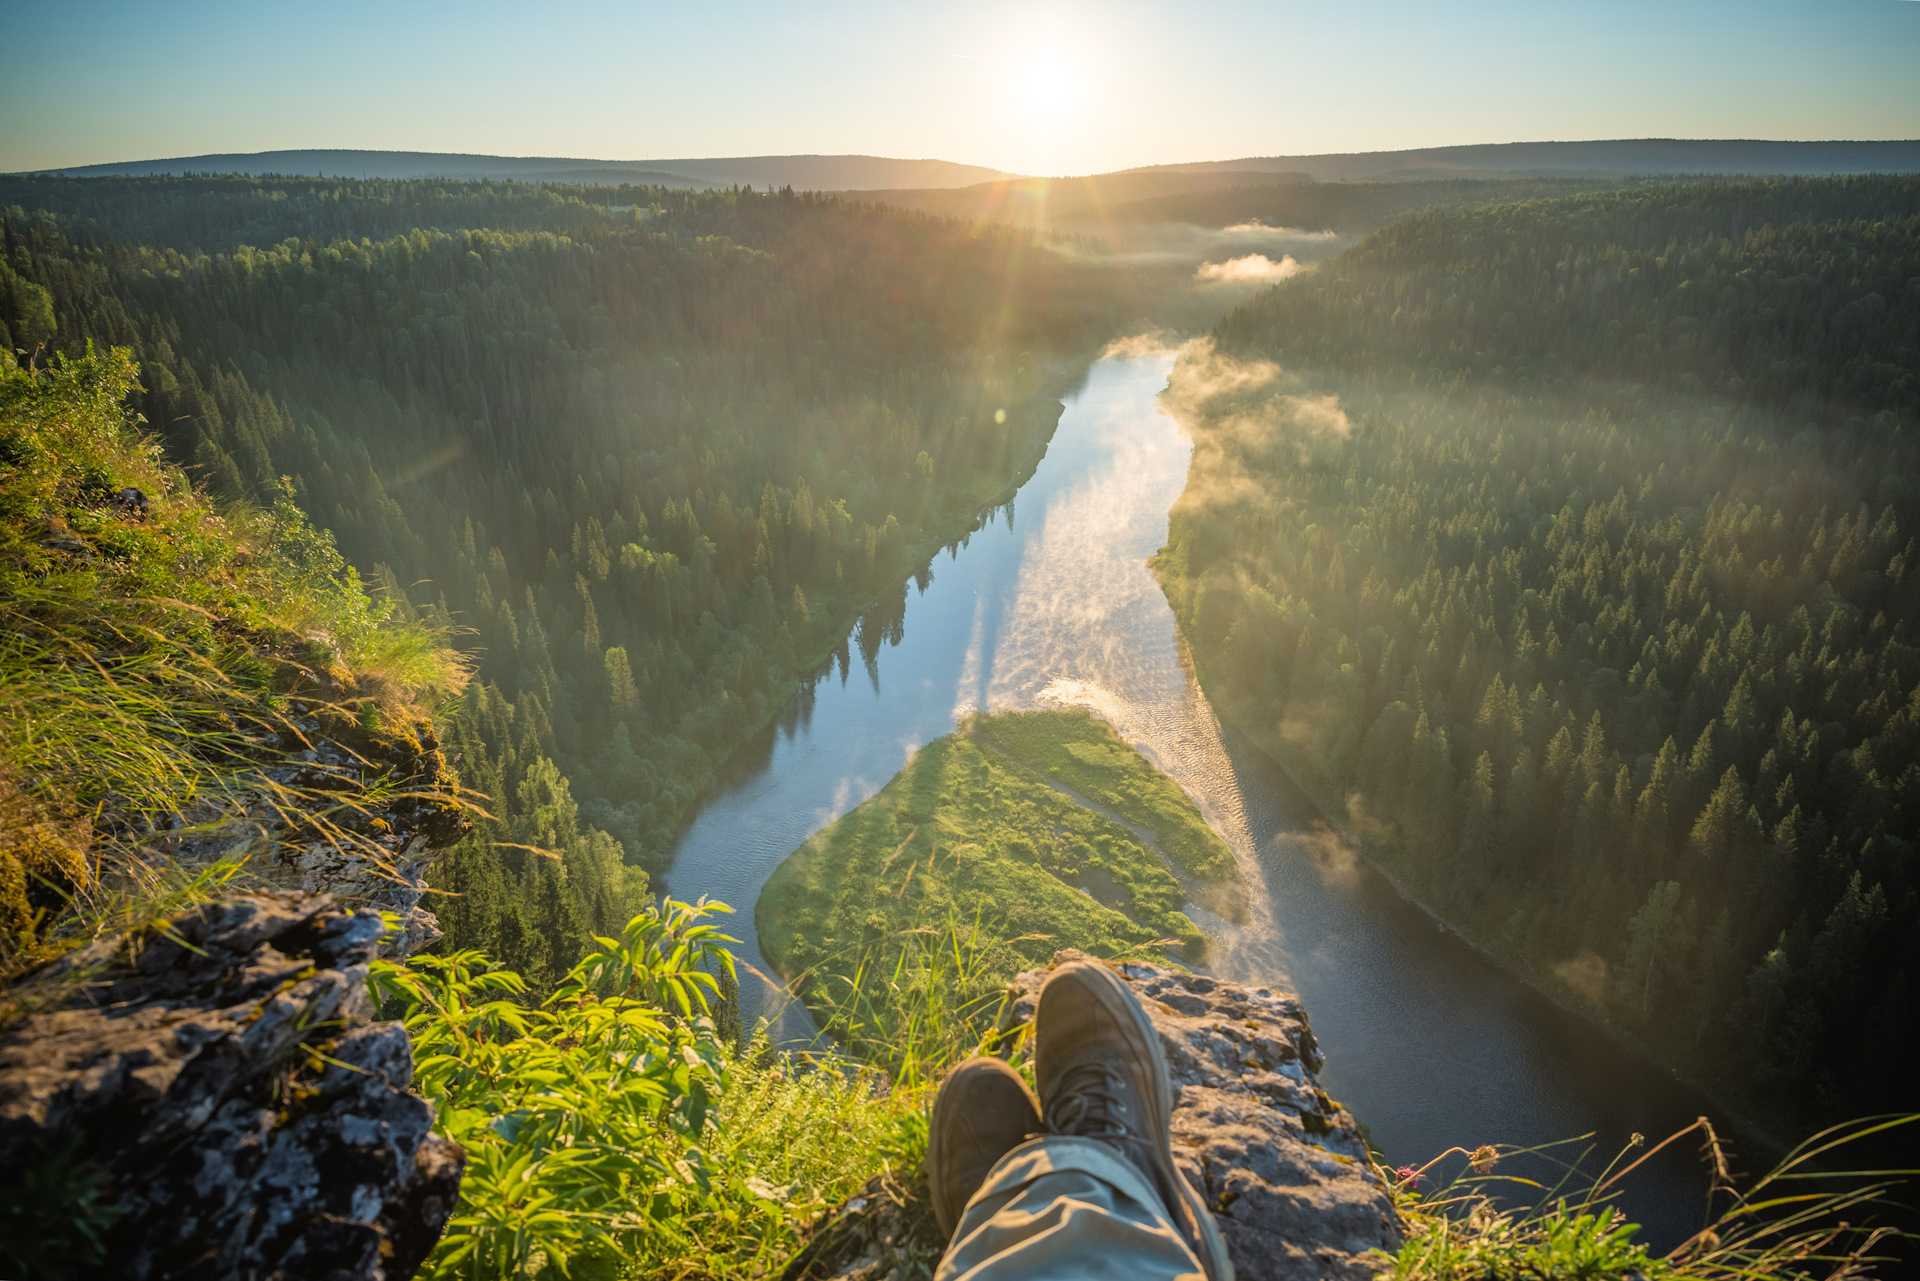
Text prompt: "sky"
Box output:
[[6, 0, 1919, 176]]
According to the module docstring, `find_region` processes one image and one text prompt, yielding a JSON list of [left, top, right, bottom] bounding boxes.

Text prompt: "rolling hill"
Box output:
[[1128, 137, 1920, 181], [866, 139, 1920, 232], [30, 148, 1013, 190]]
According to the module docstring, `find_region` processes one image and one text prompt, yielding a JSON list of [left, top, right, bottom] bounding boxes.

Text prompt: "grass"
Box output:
[[1386, 1115, 1919, 1280], [966, 708, 1237, 888], [756, 708, 1238, 1049], [656, 1040, 924, 1277], [0, 345, 471, 974]]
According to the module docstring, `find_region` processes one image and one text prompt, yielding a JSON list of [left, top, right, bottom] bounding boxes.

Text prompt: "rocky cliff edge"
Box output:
[[785, 949, 1402, 1281], [0, 891, 461, 1280]]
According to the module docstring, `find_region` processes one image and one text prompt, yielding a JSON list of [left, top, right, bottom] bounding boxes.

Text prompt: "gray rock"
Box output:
[[1006, 953, 1400, 1280], [0, 891, 462, 1280], [784, 951, 1399, 1281], [148, 709, 467, 955]]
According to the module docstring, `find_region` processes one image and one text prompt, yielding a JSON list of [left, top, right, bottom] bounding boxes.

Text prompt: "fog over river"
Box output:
[[666, 349, 1732, 1246]]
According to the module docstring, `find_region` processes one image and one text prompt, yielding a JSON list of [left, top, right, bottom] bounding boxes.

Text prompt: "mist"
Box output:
[[1195, 252, 1306, 284]]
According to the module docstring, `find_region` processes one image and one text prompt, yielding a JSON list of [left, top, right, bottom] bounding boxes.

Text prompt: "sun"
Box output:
[[997, 24, 1093, 173], [1009, 43, 1087, 128]]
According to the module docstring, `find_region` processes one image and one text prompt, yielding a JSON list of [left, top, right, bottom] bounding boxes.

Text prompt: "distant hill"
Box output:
[[1128, 138, 1920, 181], [867, 168, 1315, 227], [32, 148, 1013, 191], [863, 139, 1920, 234]]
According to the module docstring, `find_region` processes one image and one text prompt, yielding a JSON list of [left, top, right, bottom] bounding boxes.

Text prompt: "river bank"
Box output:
[[650, 366, 1076, 879]]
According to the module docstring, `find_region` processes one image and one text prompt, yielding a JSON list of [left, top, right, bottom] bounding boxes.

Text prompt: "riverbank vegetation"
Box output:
[[757, 708, 1237, 1041], [0, 174, 1146, 980], [1155, 176, 1920, 1128]]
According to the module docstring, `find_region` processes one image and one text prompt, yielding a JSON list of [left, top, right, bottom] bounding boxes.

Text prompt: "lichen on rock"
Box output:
[[149, 690, 470, 956], [0, 891, 462, 1280]]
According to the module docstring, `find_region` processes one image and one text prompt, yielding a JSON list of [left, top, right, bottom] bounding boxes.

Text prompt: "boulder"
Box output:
[[0, 891, 462, 1280]]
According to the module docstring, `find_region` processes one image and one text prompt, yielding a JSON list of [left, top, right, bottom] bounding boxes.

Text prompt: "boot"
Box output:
[[1035, 960, 1233, 1280], [928, 1055, 1042, 1238]]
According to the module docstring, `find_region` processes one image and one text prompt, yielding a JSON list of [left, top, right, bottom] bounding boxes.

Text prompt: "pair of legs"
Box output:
[[928, 961, 1233, 1281]]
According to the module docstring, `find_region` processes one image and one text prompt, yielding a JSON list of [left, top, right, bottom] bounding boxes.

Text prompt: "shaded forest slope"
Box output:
[[1156, 176, 1920, 1126]]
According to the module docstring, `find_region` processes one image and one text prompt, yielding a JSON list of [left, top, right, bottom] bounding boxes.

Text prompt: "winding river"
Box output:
[[666, 349, 1731, 1246]]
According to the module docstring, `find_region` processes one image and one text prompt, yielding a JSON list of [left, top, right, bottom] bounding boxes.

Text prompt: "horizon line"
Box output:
[[23, 134, 1920, 183]]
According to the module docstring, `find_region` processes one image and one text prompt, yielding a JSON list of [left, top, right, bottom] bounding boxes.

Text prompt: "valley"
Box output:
[[668, 341, 1743, 1247], [4, 151, 1915, 1277]]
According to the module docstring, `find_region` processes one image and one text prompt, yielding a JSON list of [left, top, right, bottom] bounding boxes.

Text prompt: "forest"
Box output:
[[0, 175, 1138, 982], [1156, 176, 1920, 1124]]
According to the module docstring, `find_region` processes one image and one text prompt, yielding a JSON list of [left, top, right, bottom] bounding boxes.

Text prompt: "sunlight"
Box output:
[[1008, 43, 1086, 126], [996, 19, 1094, 173]]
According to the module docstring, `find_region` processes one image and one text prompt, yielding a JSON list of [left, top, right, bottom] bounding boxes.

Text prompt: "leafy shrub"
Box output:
[[374, 899, 916, 1279]]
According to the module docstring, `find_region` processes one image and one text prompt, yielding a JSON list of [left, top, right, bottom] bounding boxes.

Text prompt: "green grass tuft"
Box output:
[[0, 345, 471, 970]]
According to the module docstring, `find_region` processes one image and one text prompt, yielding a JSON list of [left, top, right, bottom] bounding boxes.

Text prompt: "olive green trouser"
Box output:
[[935, 1135, 1204, 1281]]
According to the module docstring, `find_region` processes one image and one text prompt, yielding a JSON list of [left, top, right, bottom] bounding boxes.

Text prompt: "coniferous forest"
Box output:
[[1156, 177, 1920, 1125], [1, 176, 1137, 982]]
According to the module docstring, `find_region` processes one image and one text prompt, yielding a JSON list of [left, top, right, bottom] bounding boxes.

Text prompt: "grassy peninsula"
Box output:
[[756, 708, 1238, 1053]]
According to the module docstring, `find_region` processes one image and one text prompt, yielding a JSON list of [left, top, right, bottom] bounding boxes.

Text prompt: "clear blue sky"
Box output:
[[6, 0, 1917, 176]]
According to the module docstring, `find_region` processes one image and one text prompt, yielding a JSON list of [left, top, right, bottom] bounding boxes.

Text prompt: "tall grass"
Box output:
[[1386, 1114, 1918, 1280], [0, 345, 471, 970], [377, 900, 927, 1281], [789, 912, 1041, 1087]]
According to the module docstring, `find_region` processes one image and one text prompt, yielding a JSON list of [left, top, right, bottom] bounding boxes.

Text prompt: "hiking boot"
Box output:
[[1035, 960, 1233, 1280], [928, 1055, 1042, 1237]]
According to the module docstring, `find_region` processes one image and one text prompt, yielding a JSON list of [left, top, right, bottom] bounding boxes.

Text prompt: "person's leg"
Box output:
[[1032, 960, 1231, 1275], [935, 1134, 1204, 1281], [926, 960, 1232, 1281]]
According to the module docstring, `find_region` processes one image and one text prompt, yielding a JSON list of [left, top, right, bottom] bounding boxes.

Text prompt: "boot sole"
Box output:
[[1069, 963, 1234, 1281]]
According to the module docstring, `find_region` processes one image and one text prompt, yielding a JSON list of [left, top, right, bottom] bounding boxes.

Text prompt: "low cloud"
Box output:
[[1161, 337, 1349, 440], [1220, 221, 1340, 242], [1553, 951, 1611, 1009], [1195, 253, 1306, 284], [1285, 392, 1351, 438], [1161, 336, 1285, 409], [1296, 821, 1361, 890], [1343, 791, 1390, 840]]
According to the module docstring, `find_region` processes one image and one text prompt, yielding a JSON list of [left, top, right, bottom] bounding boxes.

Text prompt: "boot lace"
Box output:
[[1045, 1061, 1135, 1139]]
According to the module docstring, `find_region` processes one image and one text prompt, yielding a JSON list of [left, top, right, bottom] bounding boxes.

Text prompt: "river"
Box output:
[[666, 349, 1732, 1246]]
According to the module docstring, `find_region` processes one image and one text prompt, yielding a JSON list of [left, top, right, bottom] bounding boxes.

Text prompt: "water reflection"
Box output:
[[664, 351, 1730, 1248]]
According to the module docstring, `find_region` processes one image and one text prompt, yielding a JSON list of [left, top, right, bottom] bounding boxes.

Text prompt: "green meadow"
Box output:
[[757, 707, 1239, 1043]]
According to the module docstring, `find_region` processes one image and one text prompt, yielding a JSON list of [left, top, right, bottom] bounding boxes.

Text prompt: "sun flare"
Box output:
[[997, 24, 1093, 172], [1008, 44, 1087, 125]]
